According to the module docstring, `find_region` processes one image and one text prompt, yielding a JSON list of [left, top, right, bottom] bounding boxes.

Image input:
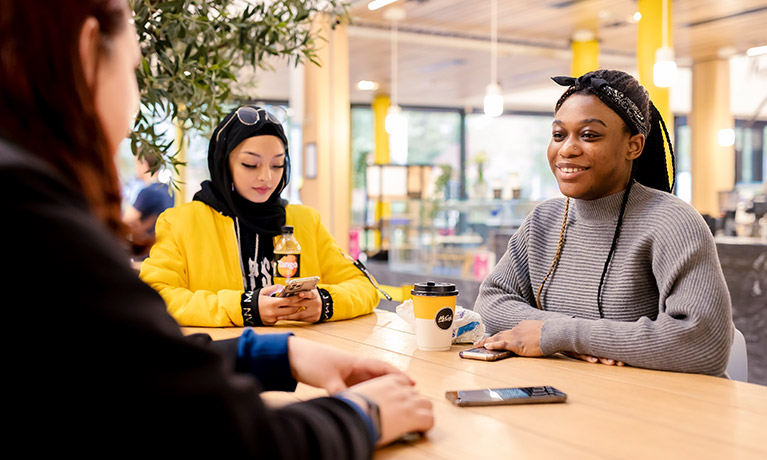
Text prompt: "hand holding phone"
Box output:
[[445, 386, 567, 406], [275, 276, 320, 297]]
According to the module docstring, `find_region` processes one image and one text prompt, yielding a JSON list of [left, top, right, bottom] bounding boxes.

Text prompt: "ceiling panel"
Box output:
[[255, 1, 767, 111]]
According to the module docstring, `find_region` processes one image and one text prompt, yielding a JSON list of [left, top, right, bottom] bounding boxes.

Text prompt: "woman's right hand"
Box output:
[[346, 374, 434, 447], [257, 285, 305, 325], [563, 351, 625, 366]]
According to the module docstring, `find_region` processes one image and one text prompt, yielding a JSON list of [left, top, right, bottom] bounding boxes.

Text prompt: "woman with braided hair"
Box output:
[[475, 69, 734, 376]]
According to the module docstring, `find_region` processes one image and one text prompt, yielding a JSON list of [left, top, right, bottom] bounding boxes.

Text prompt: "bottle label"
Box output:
[[274, 254, 300, 279]]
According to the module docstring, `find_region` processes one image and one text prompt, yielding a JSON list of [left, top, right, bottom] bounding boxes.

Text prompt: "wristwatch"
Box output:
[[351, 392, 381, 442]]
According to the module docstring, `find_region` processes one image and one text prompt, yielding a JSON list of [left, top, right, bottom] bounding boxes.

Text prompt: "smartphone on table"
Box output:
[[459, 346, 515, 361], [445, 386, 567, 407], [276, 276, 320, 297]]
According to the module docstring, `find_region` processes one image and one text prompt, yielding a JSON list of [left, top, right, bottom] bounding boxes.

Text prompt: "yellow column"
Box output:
[[571, 30, 599, 78], [690, 59, 734, 215], [637, 0, 674, 183], [372, 94, 390, 164], [301, 14, 351, 250], [371, 94, 391, 251]]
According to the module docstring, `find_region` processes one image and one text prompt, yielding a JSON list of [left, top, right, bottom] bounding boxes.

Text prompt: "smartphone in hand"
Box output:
[[459, 347, 514, 361], [276, 276, 320, 297], [445, 386, 567, 407]]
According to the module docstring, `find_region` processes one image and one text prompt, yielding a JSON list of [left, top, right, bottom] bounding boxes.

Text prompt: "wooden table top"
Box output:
[[182, 309, 767, 460]]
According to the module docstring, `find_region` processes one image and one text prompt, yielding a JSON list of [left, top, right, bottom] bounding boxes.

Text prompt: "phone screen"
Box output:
[[446, 386, 567, 406]]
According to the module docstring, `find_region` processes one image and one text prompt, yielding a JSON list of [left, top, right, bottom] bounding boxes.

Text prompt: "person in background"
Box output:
[[139, 105, 381, 327], [0, 0, 433, 457], [474, 69, 734, 376], [123, 150, 175, 257]]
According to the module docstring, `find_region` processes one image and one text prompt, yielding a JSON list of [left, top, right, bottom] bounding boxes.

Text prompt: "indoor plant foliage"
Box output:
[[131, 0, 350, 180]]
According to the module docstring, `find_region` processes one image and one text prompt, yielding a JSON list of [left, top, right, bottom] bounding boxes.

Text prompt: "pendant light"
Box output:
[[368, 0, 398, 11], [653, 0, 677, 88], [384, 7, 407, 163], [385, 15, 401, 134], [483, 0, 503, 117]]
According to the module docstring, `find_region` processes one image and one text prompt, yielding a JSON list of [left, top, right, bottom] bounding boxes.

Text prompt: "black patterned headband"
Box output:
[[552, 75, 649, 136]]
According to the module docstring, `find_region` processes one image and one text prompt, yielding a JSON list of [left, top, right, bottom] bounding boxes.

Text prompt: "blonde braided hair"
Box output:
[[536, 197, 570, 310]]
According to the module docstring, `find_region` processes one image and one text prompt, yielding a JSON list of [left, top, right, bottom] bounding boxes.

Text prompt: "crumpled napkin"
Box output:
[[395, 299, 485, 344]]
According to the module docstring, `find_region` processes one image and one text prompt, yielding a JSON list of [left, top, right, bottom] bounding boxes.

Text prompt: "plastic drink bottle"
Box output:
[[273, 225, 301, 284]]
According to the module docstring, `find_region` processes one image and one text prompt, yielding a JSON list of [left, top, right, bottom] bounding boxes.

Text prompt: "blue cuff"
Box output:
[[236, 329, 297, 392], [335, 395, 377, 443]]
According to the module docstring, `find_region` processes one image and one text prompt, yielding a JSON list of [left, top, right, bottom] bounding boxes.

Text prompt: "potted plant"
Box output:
[[472, 151, 488, 200], [131, 0, 351, 183]]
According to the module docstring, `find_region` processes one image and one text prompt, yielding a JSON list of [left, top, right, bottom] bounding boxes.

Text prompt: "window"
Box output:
[[351, 107, 375, 229], [735, 119, 766, 185], [465, 112, 558, 202], [404, 108, 462, 168], [674, 116, 765, 201], [350, 106, 462, 217], [674, 115, 692, 203]]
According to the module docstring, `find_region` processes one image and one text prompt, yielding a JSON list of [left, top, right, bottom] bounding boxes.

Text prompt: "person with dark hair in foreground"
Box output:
[[475, 69, 734, 376], [0, 0, 432, 457]]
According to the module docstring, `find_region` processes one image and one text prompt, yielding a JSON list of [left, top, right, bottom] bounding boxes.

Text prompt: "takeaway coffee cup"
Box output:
[[411, 281, 458, 351]]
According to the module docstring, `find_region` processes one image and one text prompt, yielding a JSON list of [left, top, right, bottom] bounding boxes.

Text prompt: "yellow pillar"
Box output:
[[372, 94, 390, 164], [571, 30, 599, 78], [690, 59, 734, 216], [637, 0, 674, 184], [301, 14, 351, 250], [370, 94, 391, 251]]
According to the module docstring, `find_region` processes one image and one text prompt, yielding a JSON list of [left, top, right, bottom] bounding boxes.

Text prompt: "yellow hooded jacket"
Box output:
[[139, 201, 378, 326]]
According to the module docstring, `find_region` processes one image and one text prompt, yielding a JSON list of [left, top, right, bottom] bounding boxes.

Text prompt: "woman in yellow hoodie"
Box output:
[[140, 106, 380, 327]]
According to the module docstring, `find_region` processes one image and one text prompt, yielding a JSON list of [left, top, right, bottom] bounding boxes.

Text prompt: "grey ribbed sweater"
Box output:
[[476, 183, 734, 376]]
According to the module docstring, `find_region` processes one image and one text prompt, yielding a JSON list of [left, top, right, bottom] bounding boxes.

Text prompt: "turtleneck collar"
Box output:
[[571, 181, 650, 223]]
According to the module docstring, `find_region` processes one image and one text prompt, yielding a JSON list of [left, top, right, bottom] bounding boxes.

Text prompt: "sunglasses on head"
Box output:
[[215, 105, 288, 143]]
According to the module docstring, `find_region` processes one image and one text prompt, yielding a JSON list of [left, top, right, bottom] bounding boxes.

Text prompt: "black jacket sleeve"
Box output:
[[1, 140, 373, 459]]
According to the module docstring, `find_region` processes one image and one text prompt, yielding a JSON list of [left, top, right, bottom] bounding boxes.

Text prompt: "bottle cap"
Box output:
[[281, 225, 294, 233]]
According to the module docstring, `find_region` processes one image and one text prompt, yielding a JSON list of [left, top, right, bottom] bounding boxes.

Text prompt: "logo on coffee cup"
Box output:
[[435, 307, 453, 330]]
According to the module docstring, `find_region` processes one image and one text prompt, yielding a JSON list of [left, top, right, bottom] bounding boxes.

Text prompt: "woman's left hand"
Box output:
[[275, 288, 323, 323], [474, 320, 544, 356]]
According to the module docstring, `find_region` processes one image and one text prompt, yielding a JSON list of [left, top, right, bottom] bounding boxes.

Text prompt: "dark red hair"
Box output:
[[0, 0, 129, 235]]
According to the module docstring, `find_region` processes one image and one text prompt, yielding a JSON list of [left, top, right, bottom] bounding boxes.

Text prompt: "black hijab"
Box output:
[[194, 106, 291, 243]]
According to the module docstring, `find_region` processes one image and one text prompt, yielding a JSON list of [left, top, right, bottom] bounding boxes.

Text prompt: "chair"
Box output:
[[726, 328, 748, 382]]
